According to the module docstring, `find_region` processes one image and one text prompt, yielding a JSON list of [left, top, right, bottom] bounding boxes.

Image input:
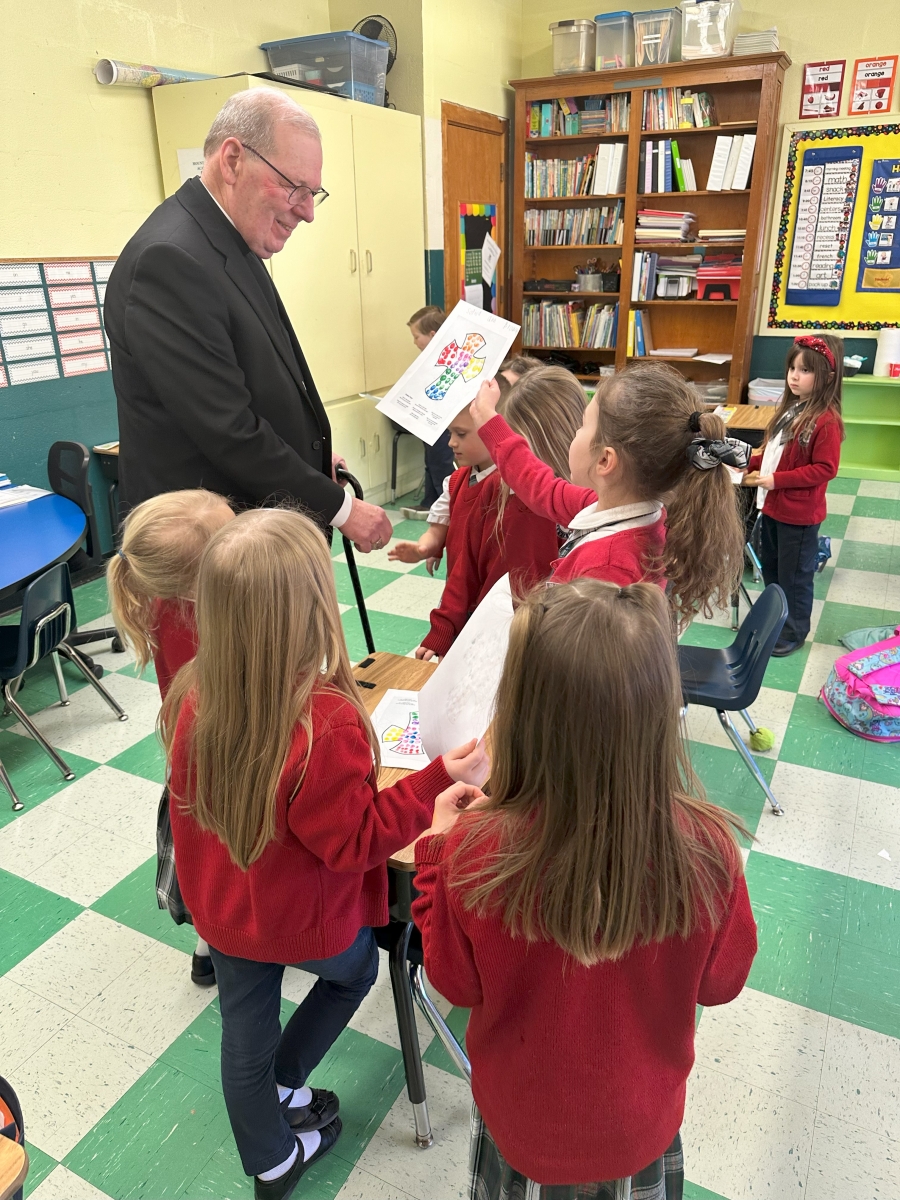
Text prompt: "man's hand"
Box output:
[[331, 452, 348, 482], [336, 498, 393, 553], [469, 377, 502, 430]]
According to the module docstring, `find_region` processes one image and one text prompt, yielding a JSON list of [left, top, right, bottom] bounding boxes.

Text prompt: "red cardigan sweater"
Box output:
[[421, 465, 560, 656], [169, 688, 454, 963], [413, 823, 756, 1184], [151, 598, 197, 699], [479, 415, 665, 588], [748, 409, 842, 526]]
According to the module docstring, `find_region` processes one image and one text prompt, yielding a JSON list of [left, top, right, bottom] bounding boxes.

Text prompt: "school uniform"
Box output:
[[479, 414, 666, 588], [421, 463, 560, 657], [413, 822, 757, 1190], [168, 688, 453, 1176], [749, 408, 842, 646], [151, 598, 197, 699]]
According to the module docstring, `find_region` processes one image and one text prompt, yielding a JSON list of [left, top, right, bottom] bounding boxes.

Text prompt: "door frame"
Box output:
[[441, 101, 509, 317]]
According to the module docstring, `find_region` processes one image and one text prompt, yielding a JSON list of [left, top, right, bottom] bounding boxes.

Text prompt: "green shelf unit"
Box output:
[[839, 377, 900, 482]]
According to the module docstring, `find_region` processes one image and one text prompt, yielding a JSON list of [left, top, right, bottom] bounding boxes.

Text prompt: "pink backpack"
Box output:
[[821, 631, 900, 742]]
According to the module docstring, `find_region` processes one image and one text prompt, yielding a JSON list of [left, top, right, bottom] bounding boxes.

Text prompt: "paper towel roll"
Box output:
[[874, 327, 900, 377]]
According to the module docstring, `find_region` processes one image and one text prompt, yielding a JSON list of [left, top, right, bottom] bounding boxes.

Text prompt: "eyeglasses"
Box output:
[[240, 143, 329, 208]]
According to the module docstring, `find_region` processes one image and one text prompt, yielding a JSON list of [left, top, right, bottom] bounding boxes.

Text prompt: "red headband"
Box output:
[[793, 335, 836, 374]]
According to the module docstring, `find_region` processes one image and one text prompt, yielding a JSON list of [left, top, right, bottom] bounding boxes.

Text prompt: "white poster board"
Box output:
[[377, 301, 519, 445], [418, 574, 515, 759]]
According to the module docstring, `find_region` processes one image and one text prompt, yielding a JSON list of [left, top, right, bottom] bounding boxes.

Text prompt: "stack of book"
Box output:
[[638, 139, 697, 192], [642, 88, 717, 131], [526, 95, 631, 138], [581, 94, 630, 134], [734, 28, 778, 54], [635, 209, 695, 243], [631, 251, 703, 299], [525, 203, 624, 247], [525, 153, 595, 197], [698, 229, 746, 243], [706, 135, 756, 191], [523, 300, 619, 349], [629, 308, 655, 356]]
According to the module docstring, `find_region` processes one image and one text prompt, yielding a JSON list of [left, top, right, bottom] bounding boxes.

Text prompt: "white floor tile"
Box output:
[[25, 824, 152, 907], [41, 764, 160, 850], [79, 941, 216, 1057], [8, 1016, 153, 1160], [798, 643, 842, 697], [693, 987, 827, 1107], [844, 516, 898, 546], [29, 1166, 115, 1200], [356, 1061, 471, 1199], [365, 574, 446, 620], [0, 976, 73, 1074], [809, 596, 825, 636], [819, 1017, 900, 1142], [334, 540, 421, 575], [847, 823, 900, 889], [752, 807, 855, 876], [825, 567, 889, 609], [857, 779, 900, 837], [335, 1166, 420, 1200], [0, 804, 87, 879], [805, 1111, 900, 1200], [682, 687, 795, 760], [5, 910, 157, 1015], [78, 613, 138, 672], [769, 761, 861, 824], [857, 480, 900, 500], [681, 1065, 814, 1200], [826, 491, 856, 515], [7, 672, 161, 763], [884, 574, 900, 612]]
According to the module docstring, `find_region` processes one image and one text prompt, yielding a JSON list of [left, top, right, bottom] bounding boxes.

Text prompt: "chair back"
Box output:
[[47, 441, 102, 564], [726, 584, 788, 701], [0, 564, 73, 682]]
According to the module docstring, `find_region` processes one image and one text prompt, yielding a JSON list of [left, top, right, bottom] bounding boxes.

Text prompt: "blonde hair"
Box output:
[[451, 580, 745, 965], [593, 362, 745, 623], [161, 508, 377, 871], [407, 305, 445, 336], [107, 489, 233, 671]]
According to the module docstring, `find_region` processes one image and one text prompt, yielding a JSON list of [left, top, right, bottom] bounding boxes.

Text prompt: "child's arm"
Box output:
[[697, 873, 758, 1007], [418, 547, 472, 658], [413, 830, 484, 1009], [388, 523, 448, 567], [769, 417, 842, 491], [470, 382, 594, 526]]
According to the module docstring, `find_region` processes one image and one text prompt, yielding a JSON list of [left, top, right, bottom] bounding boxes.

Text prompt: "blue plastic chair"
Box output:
[[0, 563, 127, 812], [679, 584, 788, 816]]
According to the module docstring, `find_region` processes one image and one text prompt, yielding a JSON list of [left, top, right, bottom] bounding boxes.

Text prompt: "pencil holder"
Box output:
[[576, 273, 603, 292]]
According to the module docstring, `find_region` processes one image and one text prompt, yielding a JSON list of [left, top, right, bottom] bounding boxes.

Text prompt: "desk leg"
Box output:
[[387, 921, 433, 1148]]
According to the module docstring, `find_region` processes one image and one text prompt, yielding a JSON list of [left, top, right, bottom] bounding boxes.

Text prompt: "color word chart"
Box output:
[[786, 145, 863, 307]]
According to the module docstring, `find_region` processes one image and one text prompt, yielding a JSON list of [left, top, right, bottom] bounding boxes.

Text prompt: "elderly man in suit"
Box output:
[[106, 88, 393, 553]]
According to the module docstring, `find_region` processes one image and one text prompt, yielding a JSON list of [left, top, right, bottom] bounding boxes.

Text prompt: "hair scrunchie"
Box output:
[[687, 436, 750, 472], [793, 335, 836, 373], [116, 548, 128, 561], [688, 410, 703, 433]]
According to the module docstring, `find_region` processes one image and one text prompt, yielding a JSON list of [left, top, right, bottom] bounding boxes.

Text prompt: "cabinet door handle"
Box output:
[[359, 437, 366, 458], [350, 249, 358, 273], [373, 433, 380, 453], [365, 249, 373, 273]]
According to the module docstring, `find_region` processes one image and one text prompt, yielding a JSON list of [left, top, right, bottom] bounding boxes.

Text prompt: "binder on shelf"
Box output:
[[634, 310, 646, 357], [706, 137, 733, 191], [732, 134, 756, 190], [672, 139, 685, 192], [721, 136, 744, 190], [540, 103, 553, 138], [627, 309, 636, 357]]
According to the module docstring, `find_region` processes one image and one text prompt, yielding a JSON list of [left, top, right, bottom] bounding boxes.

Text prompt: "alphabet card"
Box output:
[[377, 300, 519, 445]]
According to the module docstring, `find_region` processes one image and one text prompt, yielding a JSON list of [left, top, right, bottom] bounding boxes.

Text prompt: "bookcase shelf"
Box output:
[[510, 52, 790, 405], [524, 194, 625, 202]]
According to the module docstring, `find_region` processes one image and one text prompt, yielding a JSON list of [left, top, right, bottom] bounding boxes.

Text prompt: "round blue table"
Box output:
[[0, 494, 87, 601]]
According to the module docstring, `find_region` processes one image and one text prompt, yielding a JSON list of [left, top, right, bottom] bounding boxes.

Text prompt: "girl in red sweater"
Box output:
[[108, 488, 234, 987], [745, 334, 844, 656], [413, 579, 757, 1198], [392, 366, 587, 659], [162, 508, 488, 1199], [470, 361, 750, 626]]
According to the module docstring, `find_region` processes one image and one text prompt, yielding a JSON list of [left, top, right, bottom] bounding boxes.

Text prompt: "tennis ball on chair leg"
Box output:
[[749, 726, 775, 752]]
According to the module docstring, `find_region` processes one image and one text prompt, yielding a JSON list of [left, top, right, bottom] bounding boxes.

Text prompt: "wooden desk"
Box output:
[[353, 652, 438, 871], [0, 1137, 27, 1200], [723, 405, 777, 433]]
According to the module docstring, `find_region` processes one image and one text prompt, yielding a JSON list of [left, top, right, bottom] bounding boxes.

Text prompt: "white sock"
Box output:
[[257, 1143, 298, 1181], [194, 937, 209, 956], [299, 1130, 321, 1160], [276, 1084, 312, 1108]]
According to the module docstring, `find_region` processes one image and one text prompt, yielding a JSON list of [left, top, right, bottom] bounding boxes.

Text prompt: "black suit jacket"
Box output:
[[105, 178, 345, 521]]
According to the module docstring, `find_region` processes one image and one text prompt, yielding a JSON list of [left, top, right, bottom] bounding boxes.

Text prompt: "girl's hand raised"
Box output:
[[442, 737, 490, 787], [469, 378, 502, 430], [388, 541, 425, 563], [425, 781, 488, 837]]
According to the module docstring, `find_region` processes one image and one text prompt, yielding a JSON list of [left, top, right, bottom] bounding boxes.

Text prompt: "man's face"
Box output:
[[229, 125, 323, 259]]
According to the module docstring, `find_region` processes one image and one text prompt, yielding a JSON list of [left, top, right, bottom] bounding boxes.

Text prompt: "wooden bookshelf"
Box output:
[[510, 52, 791, 404]]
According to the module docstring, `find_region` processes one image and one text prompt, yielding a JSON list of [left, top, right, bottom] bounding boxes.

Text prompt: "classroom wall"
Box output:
[[422, 0, 523, 120]]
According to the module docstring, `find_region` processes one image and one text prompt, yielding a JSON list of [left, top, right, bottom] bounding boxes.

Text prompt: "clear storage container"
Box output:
[[549, 20, 597, 74], [680, 0, 741, 59], [595, 11, 635, 69], [260, 31, 389, 105], [633, 7, 682, 65]]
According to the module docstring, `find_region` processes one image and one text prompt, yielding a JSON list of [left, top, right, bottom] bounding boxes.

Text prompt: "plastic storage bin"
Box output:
[[633, 7, 682, 65], [595, 11, 635, 69], [549, 20, 597, 74], [260, 31, 389, 105], [681, 0, 741, 59]]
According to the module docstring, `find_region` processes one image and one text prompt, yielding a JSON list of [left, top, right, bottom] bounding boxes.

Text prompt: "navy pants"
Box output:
[[209, 927, 379, 1177], [422, 429, 455, 508], [760, 514, 819, 645]]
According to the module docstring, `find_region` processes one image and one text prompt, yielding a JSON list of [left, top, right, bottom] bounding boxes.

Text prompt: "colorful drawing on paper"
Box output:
[[460, 204, 498, 312], [424, 333, 487, 401], [381, 711, 425, 757], [857, 158, 900, 293], [369, 689, 431, 771]]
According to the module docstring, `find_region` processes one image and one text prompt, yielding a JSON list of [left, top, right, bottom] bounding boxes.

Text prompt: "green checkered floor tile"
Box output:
[[3, 486, 900, 1199]]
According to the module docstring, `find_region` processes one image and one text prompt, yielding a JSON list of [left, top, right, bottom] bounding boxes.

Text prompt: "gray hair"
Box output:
[[203, 89, 321, 158]]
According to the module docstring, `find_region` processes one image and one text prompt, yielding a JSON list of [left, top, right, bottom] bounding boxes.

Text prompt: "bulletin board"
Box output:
[[459, 204, 498, 313], [760, 116, 900, 333]]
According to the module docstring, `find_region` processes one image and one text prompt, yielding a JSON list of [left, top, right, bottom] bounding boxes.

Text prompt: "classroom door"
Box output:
[[441, 102, 508, 317]]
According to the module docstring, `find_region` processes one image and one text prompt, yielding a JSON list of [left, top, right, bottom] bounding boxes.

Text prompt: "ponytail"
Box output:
[[107, 551, 157, 670]]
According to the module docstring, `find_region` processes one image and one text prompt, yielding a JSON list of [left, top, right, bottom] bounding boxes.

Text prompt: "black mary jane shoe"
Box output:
[[254, 1118, 342, 1200], [771, 639, 805, 658], [283, 1088, 340, 1133], [190, 953, 216, 987]]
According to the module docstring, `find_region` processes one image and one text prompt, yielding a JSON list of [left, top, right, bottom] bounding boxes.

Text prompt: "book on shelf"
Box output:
[[525, 152, 595, 197], [649, 347, 698, 357], [733, 28, 778, 54], [721, 135, 743, 190], [592, 142, 627, 195], [638, 139, 697, 193], [525, 94, 631, 139], [732, 134, 756, 190], [523, 299, 618, 349], [525, 202, 624, 246], [697, 229, 746, 240], [706, 136, 732, 190], [632, 309, 656, 356], [635, 208, 695, 242], [642, 87, 718, 131], [626, 309, 635, 356]]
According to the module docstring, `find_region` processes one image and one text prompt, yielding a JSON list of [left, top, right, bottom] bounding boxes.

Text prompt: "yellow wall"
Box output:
[[328, 0, 425, 115], [422, 0, 523, 119], [0, 0, 330, 258]]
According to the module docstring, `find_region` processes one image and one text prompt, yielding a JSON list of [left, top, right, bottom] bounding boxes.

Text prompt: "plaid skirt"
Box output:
[[468, 1107, 683, 1200]]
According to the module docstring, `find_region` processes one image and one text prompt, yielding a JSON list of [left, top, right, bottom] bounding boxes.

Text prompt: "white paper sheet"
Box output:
[[464, 284, 484, 309], [418, 574, 515, 759], [177, 148, 205, 184], [370, 689, 431, 772], [481, 233, 501, 285], [376, 301, 519, 445]]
